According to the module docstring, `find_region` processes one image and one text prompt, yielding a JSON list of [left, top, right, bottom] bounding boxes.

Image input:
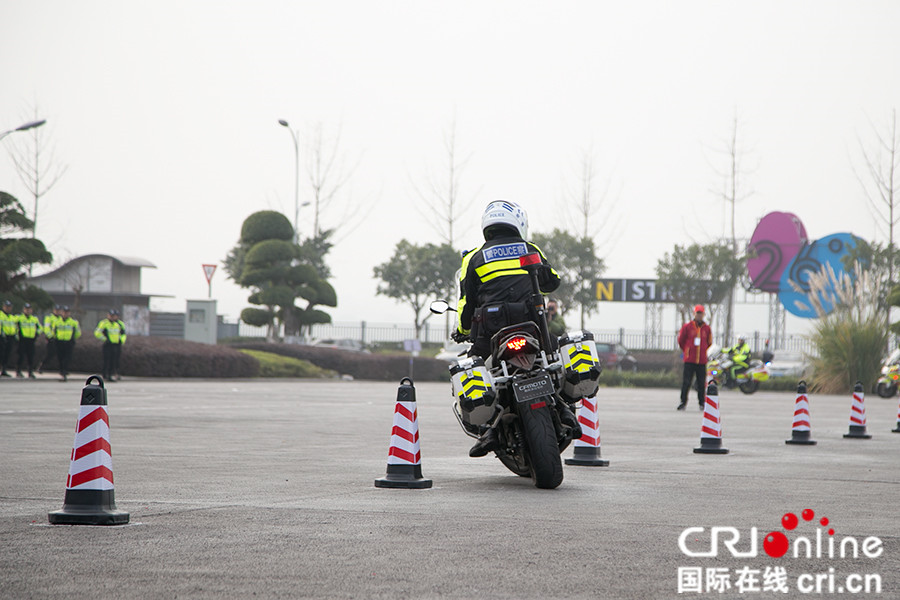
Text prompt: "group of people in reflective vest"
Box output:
[[0, 302, 126, 382]]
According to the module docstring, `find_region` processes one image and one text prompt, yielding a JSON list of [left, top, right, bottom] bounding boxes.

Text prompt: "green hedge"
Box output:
[[599, 370, 680, 388], [43, 336, 259, 378], [598, 369, 809, 391], [630, 350, 681, 372], [230, 342, 451, 382], [31, 335, 813, 386]]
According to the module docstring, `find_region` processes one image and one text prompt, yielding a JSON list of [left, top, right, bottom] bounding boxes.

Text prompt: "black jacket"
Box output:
[[456, 235, 560, 351]]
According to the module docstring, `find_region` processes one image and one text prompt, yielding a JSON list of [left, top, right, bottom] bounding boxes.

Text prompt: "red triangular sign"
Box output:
[[202, 264, 217, 283]]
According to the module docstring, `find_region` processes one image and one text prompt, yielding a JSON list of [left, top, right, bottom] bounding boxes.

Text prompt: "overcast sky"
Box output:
[[2, 1, 898, 336]]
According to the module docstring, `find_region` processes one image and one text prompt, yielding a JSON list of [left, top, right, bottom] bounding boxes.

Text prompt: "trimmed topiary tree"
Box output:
[[224, 211, 336, 339]]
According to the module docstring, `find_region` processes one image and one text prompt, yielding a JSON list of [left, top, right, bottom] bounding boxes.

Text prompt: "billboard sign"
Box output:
[[595, 279, 717, 303]]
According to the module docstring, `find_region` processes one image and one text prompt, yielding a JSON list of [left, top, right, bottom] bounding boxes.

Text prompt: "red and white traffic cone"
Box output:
[[375, 378, 432, 489], [694, 380, 729, 454], [785, 380, 817, 445], [49, 376, 129, 525], [565, 396, 609, 467], [843, 381, 872, 439]]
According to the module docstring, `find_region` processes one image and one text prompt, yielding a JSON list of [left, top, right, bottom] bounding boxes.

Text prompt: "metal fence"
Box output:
[[590, 329, 814, 353], [236, 320, 815, 353]]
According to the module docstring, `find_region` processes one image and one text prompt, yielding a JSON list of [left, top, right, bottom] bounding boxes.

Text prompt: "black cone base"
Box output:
[[786, 431, 817, 445], [565, 446, 610, 466], [843, 425, 872, 439], [375, 464, 432, 489], [694, 438, 729, 454], [892, 423, 900, 433], [48, 490, 129, 525]]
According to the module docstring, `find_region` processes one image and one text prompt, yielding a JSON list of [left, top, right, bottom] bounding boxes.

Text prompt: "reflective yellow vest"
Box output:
[[55, 318, 81, 342], [0, 311, 18, 336], [455, 240, 559, 335], [43, 314, 59, 339], [95, 319, 127, 345], [18, 314, 42, 339]]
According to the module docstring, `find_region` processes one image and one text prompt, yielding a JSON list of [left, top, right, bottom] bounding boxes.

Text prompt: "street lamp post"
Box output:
[[0, 119, 46, 142], [278, 119, 302, 244]]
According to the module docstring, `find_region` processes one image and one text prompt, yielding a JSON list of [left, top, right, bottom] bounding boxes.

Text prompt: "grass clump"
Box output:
[[799, 263, 888, 394], [239, 349, 336, 378]]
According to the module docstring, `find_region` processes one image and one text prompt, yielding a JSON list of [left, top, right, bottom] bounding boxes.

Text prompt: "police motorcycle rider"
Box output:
[[454, 200, 582, 457], [723, 335, 751, 386]]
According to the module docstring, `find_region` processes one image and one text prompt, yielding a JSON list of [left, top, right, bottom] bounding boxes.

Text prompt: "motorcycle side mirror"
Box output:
[[430, 300, 455, 315]]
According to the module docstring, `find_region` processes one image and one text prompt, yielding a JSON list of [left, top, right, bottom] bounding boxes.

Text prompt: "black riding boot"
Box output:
[[469, 427, 499, 458], [557, 403, 583, 440]]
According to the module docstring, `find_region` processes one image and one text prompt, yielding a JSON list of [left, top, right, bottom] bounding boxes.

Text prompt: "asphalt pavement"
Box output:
[[1, 375, 898, 599]]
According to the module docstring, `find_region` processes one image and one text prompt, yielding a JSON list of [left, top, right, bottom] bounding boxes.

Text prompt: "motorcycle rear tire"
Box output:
[[876, 381, 897, 398], [521, 401, 564, 489], [739, 379, 760, 394]]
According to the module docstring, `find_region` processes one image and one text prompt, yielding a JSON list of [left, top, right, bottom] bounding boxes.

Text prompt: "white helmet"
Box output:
[[481, 200, 528, 240]]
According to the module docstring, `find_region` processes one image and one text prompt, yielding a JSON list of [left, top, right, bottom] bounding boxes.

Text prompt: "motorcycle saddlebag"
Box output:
[[449, 356, 496, 428], [558, 330, 602, 402]]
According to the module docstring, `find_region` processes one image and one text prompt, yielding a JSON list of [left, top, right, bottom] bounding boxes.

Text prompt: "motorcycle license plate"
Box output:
[[512, 373, 554, 403]]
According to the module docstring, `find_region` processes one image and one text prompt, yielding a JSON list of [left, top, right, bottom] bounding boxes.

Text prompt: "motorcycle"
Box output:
[[706, 344, 770, 394], [430, 253, 602, 490], [876, 348, 900, 398]]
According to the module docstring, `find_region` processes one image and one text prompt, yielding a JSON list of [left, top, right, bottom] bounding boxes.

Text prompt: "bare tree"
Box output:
[[854, 109, 900, 281], [409, 117, 482, 339], [709, 115, 755, 248], [5, 105, 67, 241], [410, 116, 480, 248], [561, 144, 621, 250], [705, 113, 755, 345], [301, 121, 366, 242]]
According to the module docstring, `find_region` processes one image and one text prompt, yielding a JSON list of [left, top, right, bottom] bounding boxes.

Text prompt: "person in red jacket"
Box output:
[[677, 304, 713, 410]]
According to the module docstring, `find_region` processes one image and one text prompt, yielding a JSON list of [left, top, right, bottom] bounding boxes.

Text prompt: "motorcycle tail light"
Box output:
[[506, 336, 528, 352]]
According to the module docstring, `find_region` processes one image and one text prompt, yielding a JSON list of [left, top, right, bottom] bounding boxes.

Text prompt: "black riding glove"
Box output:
[[537, 264, 554, 287]]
